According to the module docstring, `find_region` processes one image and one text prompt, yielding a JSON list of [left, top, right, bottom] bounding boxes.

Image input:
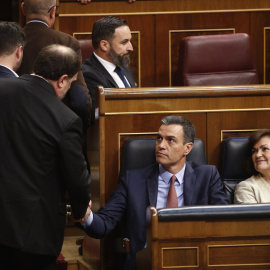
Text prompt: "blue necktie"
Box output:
[[114, 66, 130, 88]]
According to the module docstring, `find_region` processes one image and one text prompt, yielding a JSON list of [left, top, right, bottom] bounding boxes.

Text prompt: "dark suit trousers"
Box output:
[[0, 244, 57, 270]]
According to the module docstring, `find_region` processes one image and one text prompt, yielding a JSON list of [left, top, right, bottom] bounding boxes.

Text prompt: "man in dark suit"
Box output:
[[77, 115, 229, 270], [18, 0, 91, 171], [0, 44, 91, 270], [0, 21, 26, 78], [82, 16, 136, 119]]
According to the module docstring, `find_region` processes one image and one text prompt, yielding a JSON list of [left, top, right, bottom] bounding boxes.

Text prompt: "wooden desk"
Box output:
[[138, 205, 270, 269]]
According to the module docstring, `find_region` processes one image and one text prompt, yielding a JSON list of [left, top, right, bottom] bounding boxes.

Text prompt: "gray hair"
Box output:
[[23, 0, 56, 16]]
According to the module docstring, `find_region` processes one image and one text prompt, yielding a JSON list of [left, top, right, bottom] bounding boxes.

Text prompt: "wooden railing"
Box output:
[[137, 204, 270, 269]]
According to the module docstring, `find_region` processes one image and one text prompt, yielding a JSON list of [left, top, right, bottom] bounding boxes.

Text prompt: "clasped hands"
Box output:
[[72, 200, 92, 223], [78, 0, 136, 4]]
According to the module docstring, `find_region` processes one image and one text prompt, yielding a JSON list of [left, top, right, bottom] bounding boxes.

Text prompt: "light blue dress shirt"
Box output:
[[156, 163, 185, 209]]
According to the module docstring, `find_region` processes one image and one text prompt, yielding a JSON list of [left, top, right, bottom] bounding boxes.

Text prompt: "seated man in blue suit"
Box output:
[[82, 16, 136, 120], [0, 22, 26, 78], [78, 115, 229, 270]]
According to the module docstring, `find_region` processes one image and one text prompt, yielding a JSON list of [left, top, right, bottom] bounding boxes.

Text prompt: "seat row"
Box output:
[[78, 33, 259, 86]]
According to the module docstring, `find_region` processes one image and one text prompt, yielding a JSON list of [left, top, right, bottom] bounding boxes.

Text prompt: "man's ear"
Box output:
[[184, 142, 193, 156], [15, 46, 23, 60], [21, 2, 26, 16], [57, 74, 69, 88], [100, 40, 110, 52]]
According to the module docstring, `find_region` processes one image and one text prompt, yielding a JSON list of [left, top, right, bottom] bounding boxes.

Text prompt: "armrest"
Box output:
[[157, 203, 270, 221]]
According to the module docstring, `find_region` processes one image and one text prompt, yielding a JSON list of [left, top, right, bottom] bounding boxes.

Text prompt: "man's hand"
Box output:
[[77, 0, 136, 4], [72, 200, 92, 222], [78, 0, 91, 4]]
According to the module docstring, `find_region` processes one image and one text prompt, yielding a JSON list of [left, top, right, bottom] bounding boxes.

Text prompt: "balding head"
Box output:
[[22, 0, 57, 27], [33, 44, 80, 81], [33, 44, 80, 99], [23, 0, 56, 16]]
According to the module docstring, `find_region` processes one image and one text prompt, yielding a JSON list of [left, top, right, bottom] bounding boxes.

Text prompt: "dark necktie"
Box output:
[[166, 175, 178, 207], [114, 66, 130, 88]]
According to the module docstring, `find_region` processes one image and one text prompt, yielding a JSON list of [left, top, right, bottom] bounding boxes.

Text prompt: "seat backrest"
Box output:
[[120, 138, 207, 178], [178, 33, 259, 86], [220, 137, 251, 203], [78, 39, 94, 62]]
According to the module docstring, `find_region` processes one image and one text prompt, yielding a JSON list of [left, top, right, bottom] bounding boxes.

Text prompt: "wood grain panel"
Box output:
[[250, 11, 270, 84], [59, 0, 270, 15], [162, 247, 198, 267], [208, 244, 270, 266]]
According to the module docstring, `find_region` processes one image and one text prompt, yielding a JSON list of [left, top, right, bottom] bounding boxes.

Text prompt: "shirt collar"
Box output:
[[159, 163, 186, 185], [94, 52, 117, 75], [0, 65, 18, 77], [27, 20, 49, 27]]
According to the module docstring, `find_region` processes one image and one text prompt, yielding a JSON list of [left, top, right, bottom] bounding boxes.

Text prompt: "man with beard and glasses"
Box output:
[[82, 16, 137, 120]]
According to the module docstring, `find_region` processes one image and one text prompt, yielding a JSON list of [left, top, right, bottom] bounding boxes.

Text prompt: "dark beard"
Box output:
[[109, 47, 131, 67]]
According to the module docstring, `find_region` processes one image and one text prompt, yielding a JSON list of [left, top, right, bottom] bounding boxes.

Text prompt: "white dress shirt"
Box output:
[[94, 52, 130, 88]]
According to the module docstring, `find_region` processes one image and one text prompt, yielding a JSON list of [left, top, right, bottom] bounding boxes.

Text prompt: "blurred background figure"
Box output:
[[18, 0, 92, 172], [0, 21, 26, 78]]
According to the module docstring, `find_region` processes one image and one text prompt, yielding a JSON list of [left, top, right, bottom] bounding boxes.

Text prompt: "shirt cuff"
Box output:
[[81, 211, 93, 228]]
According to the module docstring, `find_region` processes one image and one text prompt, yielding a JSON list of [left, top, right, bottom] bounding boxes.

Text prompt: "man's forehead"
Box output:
[[113, 26, 131, 38], [158, 124, 183, 135]]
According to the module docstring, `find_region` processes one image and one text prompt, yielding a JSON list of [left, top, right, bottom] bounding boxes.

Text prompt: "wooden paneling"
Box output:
[[250, 11, 270, 83], [59, 0, 270, 14]]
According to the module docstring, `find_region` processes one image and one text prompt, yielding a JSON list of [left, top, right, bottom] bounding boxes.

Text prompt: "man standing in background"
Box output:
[[18, 0, 92, 171], [0, 21, 26, 78]]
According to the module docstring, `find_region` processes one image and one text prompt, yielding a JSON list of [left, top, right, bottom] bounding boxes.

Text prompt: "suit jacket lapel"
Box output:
[[183, 162, 196, 206], [90, 54, 119, 88], [147, 163, 159, 207]]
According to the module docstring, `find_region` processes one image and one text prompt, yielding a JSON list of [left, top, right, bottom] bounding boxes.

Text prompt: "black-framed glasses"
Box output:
[[48, 5, 59, 13]]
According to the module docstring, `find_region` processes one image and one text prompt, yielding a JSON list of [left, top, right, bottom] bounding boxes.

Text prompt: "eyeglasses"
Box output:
[[48, 5, 59, 13]]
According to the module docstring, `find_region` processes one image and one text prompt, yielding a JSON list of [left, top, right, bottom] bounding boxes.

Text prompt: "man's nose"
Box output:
[[127, 41, 133, 51], [159, 139, 166, 148]]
